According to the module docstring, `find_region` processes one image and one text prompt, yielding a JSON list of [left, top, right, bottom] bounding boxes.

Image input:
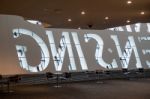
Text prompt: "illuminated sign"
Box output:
[[0, 15, 150, 74]]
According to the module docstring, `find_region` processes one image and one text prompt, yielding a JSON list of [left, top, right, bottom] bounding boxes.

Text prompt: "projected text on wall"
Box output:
[[12, 27, 150, 72]]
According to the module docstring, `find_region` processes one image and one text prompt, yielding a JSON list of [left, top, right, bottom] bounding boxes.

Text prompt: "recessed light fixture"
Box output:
[[68, 18, 72, 22], [127, 0, 132, 4], [27, 20, 42, 25], [105, 16, 109, 20], [140, 11, 145, 15], [78, 27, 81, 29], [126, 20, 130, 23], [81, 11, 85, 15]]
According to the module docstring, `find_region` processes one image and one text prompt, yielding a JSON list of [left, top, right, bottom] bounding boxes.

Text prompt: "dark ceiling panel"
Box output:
[[0, 0, 150, 29]]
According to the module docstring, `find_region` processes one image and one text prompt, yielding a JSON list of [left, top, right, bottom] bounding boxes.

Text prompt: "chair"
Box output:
[[64, 72, 71, 82], [0, 75, 10, 92], [7, 75, 21, 92], [139, 68, 144, 73], [8, 75, 21, 83], [46, 72, 54, 82], [136, 68, 144, 79], [122, 69, 130, 80]]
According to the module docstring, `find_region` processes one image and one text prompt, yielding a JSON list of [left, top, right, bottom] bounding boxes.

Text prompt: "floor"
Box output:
[[1, 79, 150, 99]]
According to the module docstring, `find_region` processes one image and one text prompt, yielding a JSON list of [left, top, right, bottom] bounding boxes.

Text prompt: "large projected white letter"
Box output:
[[135, 23, 141, 32], [12, 29, 50, 72], [84, 34, 118, 69], [46, 31, 76, 71], [72, 32, 88, 70], [111, 35, 142, 69], [139, 36, 150, 67]]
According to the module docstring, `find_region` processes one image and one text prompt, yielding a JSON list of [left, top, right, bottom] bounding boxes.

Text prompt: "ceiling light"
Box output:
[[126, 20, 130, 23], [140, 11, 145, 15], [127, 0, 132, 4], [81, 11, 85, 15], [78, 27, 81, 29], [27, 20, 42, 25], [68, 18, 72, 22], [105, 16, 109, 20]]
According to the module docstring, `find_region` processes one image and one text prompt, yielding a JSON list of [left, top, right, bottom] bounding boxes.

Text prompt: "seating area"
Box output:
[[0, 68, 149, 86], [0, 68, 149, 94], [1, 76, 150, 99], [0, 68, 150, 99], [0, 75, 21, 92]]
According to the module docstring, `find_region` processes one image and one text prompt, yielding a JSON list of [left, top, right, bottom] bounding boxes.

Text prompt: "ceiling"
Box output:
[[0, 0, 150, 29]]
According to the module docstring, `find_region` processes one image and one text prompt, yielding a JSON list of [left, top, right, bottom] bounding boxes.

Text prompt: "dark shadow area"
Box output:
[[1, 79, 150, 99]]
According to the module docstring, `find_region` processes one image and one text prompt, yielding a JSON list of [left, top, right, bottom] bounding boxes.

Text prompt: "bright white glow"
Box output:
[[84, 33, 118, 69], [105, 16, 109, 20], [46, 31, 76, 71], [135, 23, 141, 32], [13, 28, 50, 72], [81, 11, 85, 15], [72, 32, 88, 70], [108, 28, 115, 31], [147, 23, 150, 32], [27, 20, 42, 25], [126, 20, 130, 23], [107, 23, 150, 33], [111, 35, 142, 69], [68, 19, 72, 22], [146, 61, 150, 67], [140, 11, 145, 15], [126, 25, 132, 32], [127, 1, 132, 4], [115, 27, 124, 31]]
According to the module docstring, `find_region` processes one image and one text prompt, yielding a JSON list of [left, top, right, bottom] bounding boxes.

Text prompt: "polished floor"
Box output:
[[1, 79, 150, 99]]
